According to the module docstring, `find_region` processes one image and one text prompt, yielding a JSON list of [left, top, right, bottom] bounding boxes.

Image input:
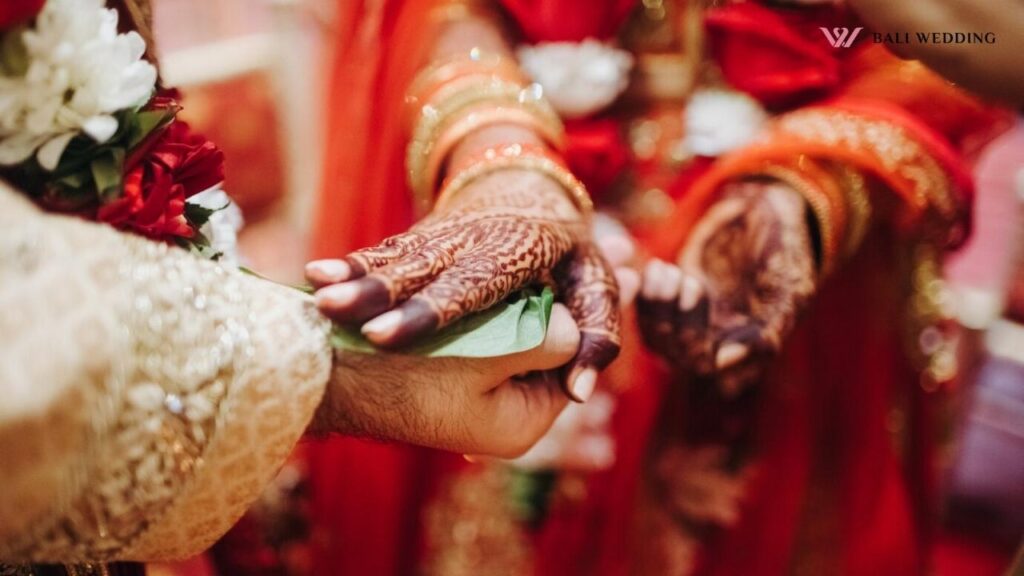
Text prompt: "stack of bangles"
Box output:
[[436, 142, 593, 215], [405, 49, 581, 214], [756, 156, 871, 277]]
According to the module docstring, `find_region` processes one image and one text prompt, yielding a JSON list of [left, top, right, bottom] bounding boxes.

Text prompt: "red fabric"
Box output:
[[311, 0, 421, 258], [933, 534, 1014, 576], [563, 118, 630, 200], [705, 2, 849, 108], [498, 0, 637, 42], [0, 0, 43, 29]]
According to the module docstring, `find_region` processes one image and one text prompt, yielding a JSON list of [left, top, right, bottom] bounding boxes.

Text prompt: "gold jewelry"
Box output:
[[406, 77, 563, 206], [425, 104, 566, 198], [835, 165, 872, 256], [405, 50, 525, 122], [758, 159, 873, 276], [758, 160, 845, 276], [437, 143, 593, 215]]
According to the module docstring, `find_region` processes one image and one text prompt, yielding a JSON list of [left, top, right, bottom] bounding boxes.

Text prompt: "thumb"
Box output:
[[498, 303, 580, 378]]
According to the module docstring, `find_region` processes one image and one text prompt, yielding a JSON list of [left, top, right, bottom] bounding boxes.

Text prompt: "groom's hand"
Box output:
[[308, 304, 582, 458]]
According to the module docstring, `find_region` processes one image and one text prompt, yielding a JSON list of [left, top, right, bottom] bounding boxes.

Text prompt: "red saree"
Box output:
[[306, 1, 1010, 574]]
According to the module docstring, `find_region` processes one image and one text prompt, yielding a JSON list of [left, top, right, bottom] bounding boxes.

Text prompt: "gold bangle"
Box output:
[[405, 51, 525, 124], [436, 143, 593, 216], [834, 165, 872, 256], [424, 104, 566, 202], [406, 78, 563, 202], [758, 163, 844, 276]]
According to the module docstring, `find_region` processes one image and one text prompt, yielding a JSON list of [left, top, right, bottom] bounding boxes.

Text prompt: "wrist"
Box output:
[[306, 351, 353, 437], [438, 142, 592, 218], [448, 124, 545, 168], [441, 167, 583, 221]]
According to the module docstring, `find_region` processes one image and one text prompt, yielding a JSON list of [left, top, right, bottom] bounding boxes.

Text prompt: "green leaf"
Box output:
[[330, 286, 555, 358], [129, 109, 175, 148], [0, 27, 29, 77], [240, 269, 315, 294], [183, 201, 222, 228], [56, 171, 88, 190], [90, 149, 125, 202]]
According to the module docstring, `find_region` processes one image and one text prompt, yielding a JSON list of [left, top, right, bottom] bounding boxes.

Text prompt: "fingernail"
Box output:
[[362, 310, 403, 341], [659, 265, 683, 301], [316, 283, 360, 307], [596, 235, 636, 266], [306, 259, 351, 282], [679, 274, 702, 311], [615, 268, 640, 307], [567, 368, 598, 403], [641, 260, 666, 300], [716, 342, 749, 370]]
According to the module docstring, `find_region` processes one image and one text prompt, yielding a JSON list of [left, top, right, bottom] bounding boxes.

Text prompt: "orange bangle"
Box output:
[[406, 78, 563, 205], [429, 0, 498, 26], [405, 51, 525, 125], [424, 104, 566, 199], [437, 143, 593, 215]]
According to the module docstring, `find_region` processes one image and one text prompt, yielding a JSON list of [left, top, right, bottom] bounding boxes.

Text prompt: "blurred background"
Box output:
[[147, 1, 1023, 574], [154, 0, 336, 284]]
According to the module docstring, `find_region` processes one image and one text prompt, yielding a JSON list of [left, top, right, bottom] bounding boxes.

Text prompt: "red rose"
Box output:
[[0, 0, 45, 29], [98, 121, 225, 241]]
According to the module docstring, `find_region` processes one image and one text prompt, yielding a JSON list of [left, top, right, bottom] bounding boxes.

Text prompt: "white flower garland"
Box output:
[[0, 0, 157, 170], [684, 88, 768, 157], [517, 39, 634, 119], [188, 187, 245, 266]]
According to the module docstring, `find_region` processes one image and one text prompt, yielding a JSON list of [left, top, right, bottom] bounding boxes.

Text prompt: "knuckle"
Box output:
[[579, 331, 621, 370]]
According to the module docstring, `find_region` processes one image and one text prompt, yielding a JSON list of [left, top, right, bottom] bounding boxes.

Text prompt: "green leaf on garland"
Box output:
[[90, 148, 125, 202], [0, 27, 29, 77], [183, 200, 226, 229], [130, 109, 175, 148], [190, 229, 211, 248], [330, 286, 555, 358], [56, 171, 88, 190]]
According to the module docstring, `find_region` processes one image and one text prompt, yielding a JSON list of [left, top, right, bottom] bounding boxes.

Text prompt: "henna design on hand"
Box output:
[[310, 168, 623, 400], [313, 170, 585, 339], [637, 180, 816, 394], [554, 242, 622, 399]]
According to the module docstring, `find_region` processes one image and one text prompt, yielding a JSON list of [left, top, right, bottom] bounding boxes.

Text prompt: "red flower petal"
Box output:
[[0, 0, 45, 29]]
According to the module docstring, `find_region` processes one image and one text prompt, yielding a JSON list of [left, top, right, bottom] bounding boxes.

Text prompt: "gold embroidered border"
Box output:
[[770, 109, 959, 225]]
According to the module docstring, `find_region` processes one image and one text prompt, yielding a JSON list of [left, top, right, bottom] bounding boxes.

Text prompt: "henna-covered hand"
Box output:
[[637, 180, 816, 395], [307, 169, 621, 401]]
